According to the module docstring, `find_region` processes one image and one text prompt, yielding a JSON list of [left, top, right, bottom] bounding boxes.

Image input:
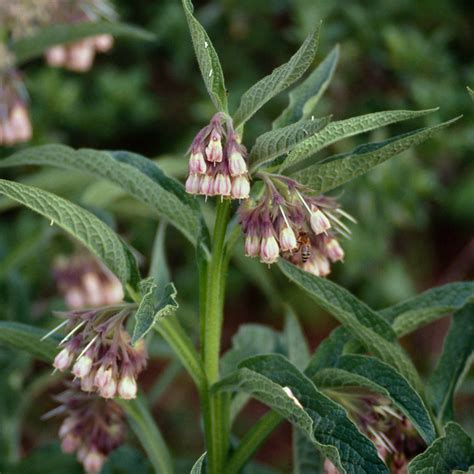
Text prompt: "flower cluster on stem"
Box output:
[[239, 173, 353, 276], [50, 304, 146, 400], [46, 382, 126, 473], [185, 112, 251, 200]]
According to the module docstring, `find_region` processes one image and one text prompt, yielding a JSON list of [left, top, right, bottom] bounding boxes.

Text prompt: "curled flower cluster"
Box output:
[[323, 394, 425, 473], [47, 382, 126, 473], [53, 254, 124, 309], [0, 67, 32, 145], [185, 112, 251, 200], [49, 305, 147, 399], [239, 174, 353, 276]]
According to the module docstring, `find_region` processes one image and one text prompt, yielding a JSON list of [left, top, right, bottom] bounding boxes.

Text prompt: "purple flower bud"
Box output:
[[118, 375, 137, 400], [189, 151, 207, 174], [67, 41, 95, 72], [9, 104, 32, 142], [72, 354, 93, 378], [231, 176, 250, 200], [99, 378, 117, 399], [61, 434, 80, 454], [46, 46, 67, 67], [213, 173, 232, 196], [94, 35, 114, 53], [279, 226, 298, 251], [326, 238, 344, 262], [185, 174, 201, 195], [59, 418, 77, 438], [81, 372, 96, 392], [228, 150, 247, 176], [94, 366, 112, 389], [82, 272, 102, 307], [54, 348, 74, 371], [314, 254, 331, 276], [104, 281, 125, 305], [260, 235, 280, 264], [83, 448, 105, 474], [199, 174, 214, 196], [65, 287, 85, 309], [205, 129, 223, 163], [310, 207, 331, 234], [323, 459, 339, 474], [244, 234, 260, 257]]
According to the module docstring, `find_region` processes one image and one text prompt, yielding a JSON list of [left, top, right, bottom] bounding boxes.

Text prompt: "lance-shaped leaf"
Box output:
[[250, 116, 330, 170], [0, 179, 139, 287], [0, 145, 207, 252], [11, 21, 154, 64], [428, 304, 474, 424], [278, 260, 420, 389], [181, 0, 227, 111], [0, 321, 57, 363], [233, 27, 320, 128], [317, 355, 436, 444], [274, 45, 340, 129], [408, 422, 474, 474], [190, 452, 207, 473], [132, 278, 178, 344], [215, 354, 388, 473], [280, 108, 437, 173], [379, 282, 474, 336], [284, 306, 311, 372], [288, 117, 460, 194]]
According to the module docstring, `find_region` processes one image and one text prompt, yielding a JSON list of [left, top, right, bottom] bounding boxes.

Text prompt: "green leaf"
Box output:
[[288, 116, 460, 194], [274, 45, 339, 129], [278, 260, 420, 388], [293, 429, 324, 474], [0, 321, 57, 363], [0, 179, 139, 287], [233, 27, 320, 128], [379, 282, 474, 336], [408, 422, 474, 474], [215, 354, 388, 473], [428, 304, 474, 424], [181, 0, 227, 111], [0, 145, 207, 252], [284, 306, 311, 371], [131, 279, 178, 344], [468, 86, 474, 100], [249, 117, 330, 170], [11, 21, 154, 64], [332, 355, 436, 444], [191, 452, 207, 473]]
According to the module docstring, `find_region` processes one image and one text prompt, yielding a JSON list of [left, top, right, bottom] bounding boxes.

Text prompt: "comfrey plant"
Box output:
[[0, 1, 473, 473]]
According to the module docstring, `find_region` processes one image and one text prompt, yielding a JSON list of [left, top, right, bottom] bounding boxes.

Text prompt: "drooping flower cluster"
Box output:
[[0, 64, 32, 145], [48, 304, 147, 400], [46, 382, 126, 473], [53, 254, 124, 309], [239, 174, 353, 277], [185, 112, 251, 200], [323, 394, 425, 473]]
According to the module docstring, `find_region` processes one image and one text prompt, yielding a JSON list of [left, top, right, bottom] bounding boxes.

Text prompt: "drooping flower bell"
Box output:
[[45, 382, 126, 473], [238, 173, 354, 276], [185, 113, 251, 200], [46, 303, 147, 400], [53, 254, 124, 309]]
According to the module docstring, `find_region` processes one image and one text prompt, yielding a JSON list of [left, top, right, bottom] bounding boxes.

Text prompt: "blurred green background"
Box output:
[[1, 0, 473, 472]]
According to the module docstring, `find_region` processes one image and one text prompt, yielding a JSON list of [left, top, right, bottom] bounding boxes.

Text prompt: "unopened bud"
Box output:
[[46, 46, 67, 66], [72, 355, 93, 378], [228, 150, 247, 176], [54, 348, 73, 371], [189, 152, 207, 174], [65, 287, 84, 309], [231, 176, 250, 200], [104, 281, 124, 304], [326, 238, 344, 262], [83, 448, 106, 474], [314, 254, 330, 277], [118, 375, 137, 399], [260, 235, 280, 264], [9, 105, 32, 142], [99, 378, 117, 399], [199, 174, 214, 196], [205, 130, 223, 163], [244, 234, 260, 257], [213, 173, 231, 196], [68, 43, 95, 72], [94, 366, 112, 389], [185, 174, 201, 194], [61, 434, 80, 453], [279, 226, 297, 251], [82, 272, 102, 306], [310, 207, 331, 234], [81, 372, 96, 392], [94, 34, 114, 52]]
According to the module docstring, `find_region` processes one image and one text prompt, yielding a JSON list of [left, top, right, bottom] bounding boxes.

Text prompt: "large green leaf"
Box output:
[[0, 179, 139, 287], [284, 306, 311, 372], [249, 117, 330, 170], [131, 278, 178, 344], [408, 422, 474, 474], [278, 260, 420, 388], [181, 0, 227, 111], [428, 304, 474, 424], [215, 354, 388, 473], [0, 321, 57, 363], [379, 282, 474, 336], [0, 145, 207, 251], [280, 108, 436, 173], [233, 27, 320, 127], [11, 21, 154, 64], [274, 45, 340, 129], [288, 117, 460, 194]]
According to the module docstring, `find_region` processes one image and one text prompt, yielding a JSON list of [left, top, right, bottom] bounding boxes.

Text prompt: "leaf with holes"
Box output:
[[233, 27, 320, 127], [250, 117, 330, 170], [274, 45, 339, 129], [0, 179, 139, 287], [288, 117, 460, 194], [181, 0, 227, 111], [132, 278, 179, 344], [11, 21, 154, 64], [215, 354, 388, 473]]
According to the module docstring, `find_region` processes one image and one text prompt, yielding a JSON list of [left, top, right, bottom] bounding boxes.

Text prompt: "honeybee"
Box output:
[[296, 232, 312, 263]]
